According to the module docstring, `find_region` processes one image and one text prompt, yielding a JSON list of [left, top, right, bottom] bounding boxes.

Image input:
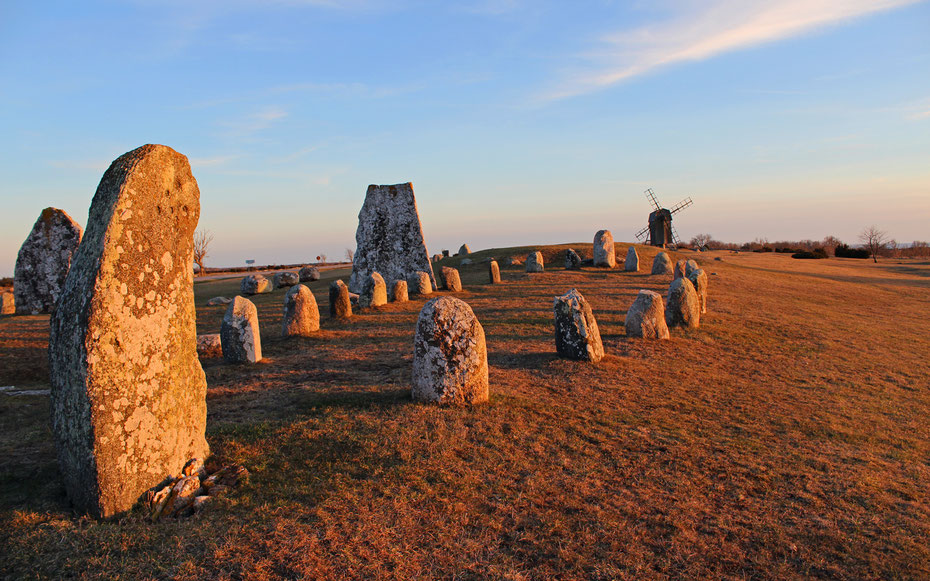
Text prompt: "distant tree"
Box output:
[[858, 225, 888, 263], [821, 235, 842, 255], [318, 253, 327, 264], [690, 233, 712, 250], [345, 248, 355, 262], [193, 229, 214, 275]]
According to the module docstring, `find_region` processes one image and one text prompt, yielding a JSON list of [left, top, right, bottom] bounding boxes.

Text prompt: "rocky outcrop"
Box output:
[[299, 266, 320, 282], [221, 296, 262, 362], [329, 280, 352, 318], [526, 251, 544, 273], [665, 277, 700, 328], [593, 230, 616, 268], [625, 247, 640, 272], [240, 275, 270, 295], [358, 272, 388, 308], [440, 267, 462, 292], [47, 144, 208, 518], [412, 297, 488, 405], [349, 182, 435, 293], [625, 290, 669, 339], [282, 284, 320, 337], [488, 260, 501, 284], [553, 289, 604, 362], [651, 252, 673, 275], [565, 249, 582, 270], [14, 207, 82, 314]]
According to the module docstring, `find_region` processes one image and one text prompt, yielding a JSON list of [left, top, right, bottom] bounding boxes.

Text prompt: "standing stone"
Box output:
[[565, 249, 582, 270], [408, 271, 433, 296], [651, 252, 673, 275], [442, 250, 450, 258], [688, 268, 708, 314], [432, 254, 442, 263], [625, 247, 640, 272], [412, 297, 488, 405], [593, 230, 616, 268], [349, 182, 436, 293], [526, 251, 544, 273], [673, 259, 688, 280], [625, 290, 670, 339], [221, 296, 262, 362], [14, 207, 83, 315], [0, 291, 14, 315], [298, 266, 320, 282], [665, 277, 700, 329], [685, 259, 700, 277], [392, 280, 409, 302], [458, 244, 471, 256], [196, 334, 223, 358], [358, 272, 388, 308], [281, 284, 320, 337], [553, 289, 604, 362], [488, 260, 501, 284], [329, 280, 352, 318], [240, 274, 270, 295], [440, 267, 462, 292], [273, 271, 299, 289], [48, 144, 208, 518]]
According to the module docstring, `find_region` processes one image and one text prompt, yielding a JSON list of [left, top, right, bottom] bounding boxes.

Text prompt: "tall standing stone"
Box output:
[[565, 249, 582, 270], [625, 247, 640, 272], [553, 289, 604, 362], [392, 280, 409, 302], [526, 251, 544, 273], [281, 284, 320, 337], [625, 290, 670, 339], [687, 268, 708, 314], [48, 144, 208, 518], [358, 272, 388, 308], [665, 277, 700, 329], [593, 230, 616, 268], [440, 266, 462, 292], [221, 296, 262, 362], [673, 259, 688, 280], [14, 207, 83, 314], [350, 182, 436, 293], [652, 252, 673, 275], [412, 297, 488, 405], [329, 280, 352, 318], [488, 260, 501, 284], [408, 271, 433, 296]]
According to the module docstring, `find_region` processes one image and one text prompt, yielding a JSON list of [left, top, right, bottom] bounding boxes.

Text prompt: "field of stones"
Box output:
[[3, 241, 930, 579]]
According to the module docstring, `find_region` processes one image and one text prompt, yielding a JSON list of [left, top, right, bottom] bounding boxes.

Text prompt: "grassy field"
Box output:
[[1, 243, 929, 579]]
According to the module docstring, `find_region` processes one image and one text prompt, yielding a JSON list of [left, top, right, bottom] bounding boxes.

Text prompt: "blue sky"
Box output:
[[1, 0, 928, 274]]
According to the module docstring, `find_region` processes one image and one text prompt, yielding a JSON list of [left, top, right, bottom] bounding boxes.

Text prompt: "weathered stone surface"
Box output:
[[206, 296, 231, 306], [48, 144, 208, 518], [412, 297, 488, 405], [408, 271, 433, 296], [298, 266, 320, 282], [665, 277, 701, 328], [0, 292, 14, 315], [687, 268, 708, 314], [349, 182, 436, 293], [458, 244, 471, 256], [221, 296, 262, 363], [565, 249, 582, 270], [240, 275, 270, 295], [329, 280, 352, 318], [593, 230, 616, 268], [488, 260, 501, 284], [440, 267, 462, 292], [273, 271, 299, 289], [625, 247, 640, 272], [392, 279, 408, 302], [673, 259, 688, 280], [14, 207, 83, 314], [358, 272, 388, 308], [282, 284, 320, 337], [625, 290, 670, 339], [526, 251, 544, 273], [196, 334, 222, 358], [651, 252, 673, 275], [553, 289, 604, 362], [685, 259, 700, 277]]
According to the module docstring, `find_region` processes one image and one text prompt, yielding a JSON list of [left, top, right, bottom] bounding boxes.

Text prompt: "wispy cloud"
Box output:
[[543, 0, 922, 100], [218, 106, 289, 137]]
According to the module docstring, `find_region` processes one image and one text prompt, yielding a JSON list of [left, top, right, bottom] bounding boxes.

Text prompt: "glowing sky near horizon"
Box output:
[[1, 0, 928, 274]]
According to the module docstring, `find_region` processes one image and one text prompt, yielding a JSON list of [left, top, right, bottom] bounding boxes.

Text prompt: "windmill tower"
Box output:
[[635, 188, 693, 248]]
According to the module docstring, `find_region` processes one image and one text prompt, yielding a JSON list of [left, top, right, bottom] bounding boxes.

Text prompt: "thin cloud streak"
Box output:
[[543, 0, 922, 101]]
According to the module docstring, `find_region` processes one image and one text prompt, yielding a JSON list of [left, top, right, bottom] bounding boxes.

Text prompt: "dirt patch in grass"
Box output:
[[1, 245, 929, 579]]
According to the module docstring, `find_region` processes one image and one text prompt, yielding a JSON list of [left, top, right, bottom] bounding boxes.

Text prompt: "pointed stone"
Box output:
[[564, 249, 582, 270], [625, 290, 669, 339], [329, 279, 352, 318], [14, 207, 82, 314], [221, 296, 262, 362], [685, 259, 700, 278], [440, 267, 462, 292], [358, 272, 387, 308], [625, 247, 640, 272], [651, 252, 673, 275], [673, 259, 688, 280], [458, 244, 471, 256], [687, 268, 708, 314], [282, 284, 320, 337], [665, 277, 700, 328], [553, 289, 604, 362]]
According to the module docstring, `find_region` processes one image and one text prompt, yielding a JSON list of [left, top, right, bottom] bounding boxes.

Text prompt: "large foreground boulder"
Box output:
[[665, 277, 700, 328], [625, 290, 670, 339], [358, 272, 388, 308], [652, 252, 673, 275], [625, 247, 640, 272], [282, 284, 320, 337], [329, 280, 352, 318], [48, 144, 208, 518], [240, 274, 270, 295], [440, 266, 462, 292], [349, 182, 436, 293], [488, 260, 501, 284], [593, 230, 616, 268], [412, 297, 488, 405], [526, 251, 544, 273], [14, 207, 83, 314], [688, 268, 708, 314], [221, 296, 262, 362], [553, 289, 604, 362]]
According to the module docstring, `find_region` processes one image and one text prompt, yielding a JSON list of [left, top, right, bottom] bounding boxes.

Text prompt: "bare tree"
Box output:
[[689, 233, 713, 250], [858, 225, 888, 263], [345, 248, 355, 262], [193, 229, 214, 275]]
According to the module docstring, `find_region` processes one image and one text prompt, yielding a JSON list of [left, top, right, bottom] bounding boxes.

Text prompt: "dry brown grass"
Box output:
[[2, 244, 929, 579]]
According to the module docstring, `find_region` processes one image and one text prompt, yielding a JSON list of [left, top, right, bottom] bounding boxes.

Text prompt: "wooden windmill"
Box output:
[[634, 188, 693, 248]]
